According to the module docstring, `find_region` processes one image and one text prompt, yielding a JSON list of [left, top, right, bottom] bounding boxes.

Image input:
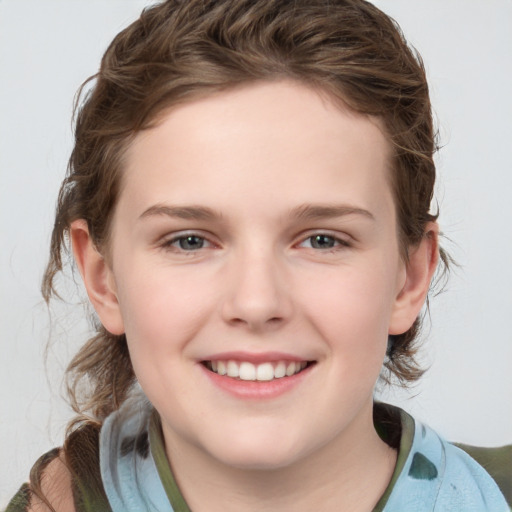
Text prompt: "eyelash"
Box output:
[[297, 233, 351, 251], [159, 231, 351, 253], [160, 233, 214, 252]]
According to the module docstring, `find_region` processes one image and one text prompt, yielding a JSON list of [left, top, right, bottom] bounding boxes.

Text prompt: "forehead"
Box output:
[[119, 80, 394, 222]]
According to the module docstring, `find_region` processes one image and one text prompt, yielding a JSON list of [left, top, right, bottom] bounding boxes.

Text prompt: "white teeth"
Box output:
[[239, 362, 256, 381], [227, 360, 239, 378], [217, 361, 227, 375], [274, 361, 286, 378], [207, 360, 309, 381], [256, 362, 274, 381], [286, 362, 296, 376]]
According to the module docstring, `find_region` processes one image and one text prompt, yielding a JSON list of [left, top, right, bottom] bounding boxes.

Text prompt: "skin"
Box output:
[[72, 80, 439, 511]]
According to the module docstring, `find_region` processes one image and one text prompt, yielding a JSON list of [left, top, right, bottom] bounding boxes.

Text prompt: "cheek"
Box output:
[[300, 262, 396, 359], [113, 261, 216, 358], [113, 267, 213, 405]]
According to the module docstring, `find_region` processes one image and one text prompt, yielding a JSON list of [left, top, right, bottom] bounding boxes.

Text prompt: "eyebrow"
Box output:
[[139, 203, 375, 223], [290, 204, 375, 221], [139, 204, 221, 221]]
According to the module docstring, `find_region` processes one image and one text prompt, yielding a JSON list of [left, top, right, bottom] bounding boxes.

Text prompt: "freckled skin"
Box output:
[[74, 81, 438, 511]]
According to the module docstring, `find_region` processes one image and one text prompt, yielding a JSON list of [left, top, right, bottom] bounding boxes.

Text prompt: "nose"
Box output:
[[220, 247, 293, 331]]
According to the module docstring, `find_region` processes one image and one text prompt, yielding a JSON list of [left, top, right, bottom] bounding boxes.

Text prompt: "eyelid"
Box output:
[[294, 230, 352, 249], [159, 230, 218, 251], [156, 229, 352, 252]]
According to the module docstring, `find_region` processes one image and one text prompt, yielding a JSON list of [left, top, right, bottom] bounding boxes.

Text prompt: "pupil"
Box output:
[[312, 235, 334, 248], [180, 236, 204, 250]]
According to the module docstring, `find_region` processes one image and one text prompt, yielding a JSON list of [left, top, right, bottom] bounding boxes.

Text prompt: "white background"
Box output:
[[1, 0, 511, 506]]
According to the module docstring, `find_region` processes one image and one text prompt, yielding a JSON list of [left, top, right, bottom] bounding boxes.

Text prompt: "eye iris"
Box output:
[[311, 234, 335, 249], [179, 236, 204, 250]]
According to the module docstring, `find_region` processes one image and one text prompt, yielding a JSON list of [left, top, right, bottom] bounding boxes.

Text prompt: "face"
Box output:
[[101, 81, 414, 470]]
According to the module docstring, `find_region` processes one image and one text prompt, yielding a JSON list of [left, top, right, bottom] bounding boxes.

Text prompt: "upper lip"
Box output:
[[200, 351, 313, 364]]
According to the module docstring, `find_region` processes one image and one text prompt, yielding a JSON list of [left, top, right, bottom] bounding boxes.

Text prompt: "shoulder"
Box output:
[[407, 420, 511, 511], [454, 442, 512, 509], [6, 422, 111, 512], [5, 449, 74, 512], [377, 404, 511, 512]]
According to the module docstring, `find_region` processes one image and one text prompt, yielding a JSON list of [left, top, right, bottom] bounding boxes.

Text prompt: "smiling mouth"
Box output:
[[202, 360, 315, 381]]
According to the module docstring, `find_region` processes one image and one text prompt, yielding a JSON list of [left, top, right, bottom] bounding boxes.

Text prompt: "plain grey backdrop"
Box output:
[[1, 0, 511, 506]]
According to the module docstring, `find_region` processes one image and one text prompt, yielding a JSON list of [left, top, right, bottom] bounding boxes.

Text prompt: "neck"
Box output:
[[163, 402, 397, 512]]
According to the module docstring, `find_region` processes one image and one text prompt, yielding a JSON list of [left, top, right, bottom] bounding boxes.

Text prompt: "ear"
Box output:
[[389, 222, 439, 335], [70, 219, 125, 335]]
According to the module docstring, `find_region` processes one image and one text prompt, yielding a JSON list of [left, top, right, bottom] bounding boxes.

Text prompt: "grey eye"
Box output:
[[309, 234, 336, 249], [177, 235, 205, 250]]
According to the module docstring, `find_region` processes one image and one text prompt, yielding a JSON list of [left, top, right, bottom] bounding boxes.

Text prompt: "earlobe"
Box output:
[[389, 222, 440, 335], [70, 220, 125, 335]]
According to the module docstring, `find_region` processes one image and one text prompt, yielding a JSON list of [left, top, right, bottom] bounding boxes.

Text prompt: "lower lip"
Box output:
[[201, 364, 314, 399]]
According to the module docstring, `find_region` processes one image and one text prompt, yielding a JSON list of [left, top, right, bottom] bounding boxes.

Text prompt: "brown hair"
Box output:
[[43, 0, 447, 426]]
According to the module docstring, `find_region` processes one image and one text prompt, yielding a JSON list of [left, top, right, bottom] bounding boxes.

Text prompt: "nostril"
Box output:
[[227, 316, 284, 328]]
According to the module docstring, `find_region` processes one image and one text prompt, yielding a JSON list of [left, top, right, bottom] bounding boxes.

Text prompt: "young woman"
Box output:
[[6, 1, 510, 511]]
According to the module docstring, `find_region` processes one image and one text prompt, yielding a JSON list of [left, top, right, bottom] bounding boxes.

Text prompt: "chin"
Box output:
[[215, 448, 302, 471], [203, 429, 309, 471]]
